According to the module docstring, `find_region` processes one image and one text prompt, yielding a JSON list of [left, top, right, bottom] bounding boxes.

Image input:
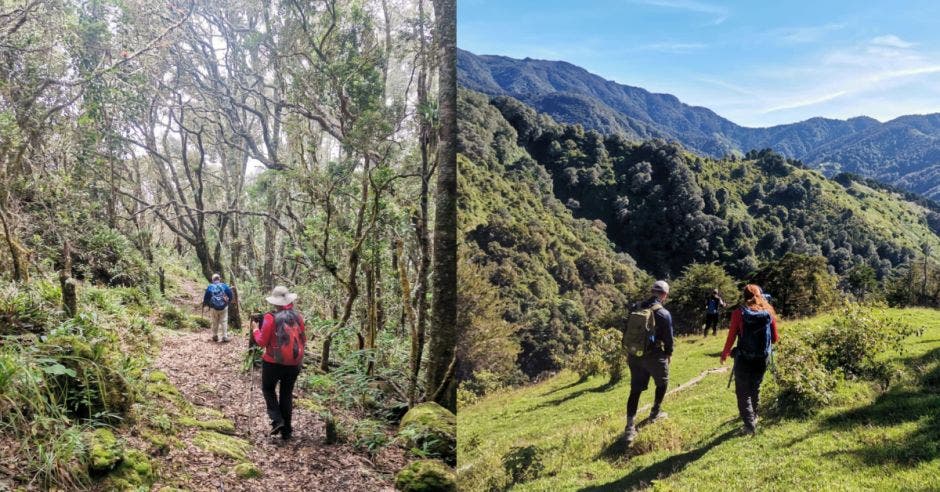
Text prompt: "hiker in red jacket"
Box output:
[[720, 284, 779, 435], [253, 286, 306, 440]]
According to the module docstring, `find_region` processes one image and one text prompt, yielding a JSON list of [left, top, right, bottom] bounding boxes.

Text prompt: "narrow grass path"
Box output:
[[147, 280, 403, 491]]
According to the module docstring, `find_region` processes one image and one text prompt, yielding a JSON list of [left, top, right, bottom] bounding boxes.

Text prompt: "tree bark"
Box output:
[[426, 0, 458, 411]]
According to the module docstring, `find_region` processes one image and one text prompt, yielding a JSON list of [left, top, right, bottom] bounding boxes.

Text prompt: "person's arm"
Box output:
[[253, 313, 275, 346], [720, 309, 741, 363], [224, 285, 234, 303], [202, 287, 210, 307], [770, 315, 780, 343], [658, 310, 674, 358], [719, 297, 726, 308]]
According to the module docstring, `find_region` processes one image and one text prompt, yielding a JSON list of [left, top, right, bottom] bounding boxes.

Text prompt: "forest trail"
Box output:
[[149, 280, 403, 491]]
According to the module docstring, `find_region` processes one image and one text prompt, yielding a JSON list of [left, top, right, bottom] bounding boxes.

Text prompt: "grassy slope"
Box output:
[[457, 308, 940, 491]]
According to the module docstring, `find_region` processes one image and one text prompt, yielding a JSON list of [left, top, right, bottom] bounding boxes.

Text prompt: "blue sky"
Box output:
[[458, 0, 940, 127]]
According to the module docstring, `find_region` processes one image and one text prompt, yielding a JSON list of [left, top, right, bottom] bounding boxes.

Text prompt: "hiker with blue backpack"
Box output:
[[202, 273, 234, 342], [703, 289, 726, 336], [720, 284, 780, 435], [622, 280, 674, 445]]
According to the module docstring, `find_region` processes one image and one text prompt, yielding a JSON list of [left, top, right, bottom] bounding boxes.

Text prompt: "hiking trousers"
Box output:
[[626, 353, 670, 418], [704, 312, 719, 335], [734, 355, 768, 431], [209, 307, 228, 339], [261, 361, 301, 435]]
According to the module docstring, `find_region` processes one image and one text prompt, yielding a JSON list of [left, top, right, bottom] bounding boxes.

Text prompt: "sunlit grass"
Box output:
[[457, 308, 940, 491]]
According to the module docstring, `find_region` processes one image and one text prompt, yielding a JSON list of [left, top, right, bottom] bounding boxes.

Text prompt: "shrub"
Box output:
[[394, 460, 456, 492], [0, 281, 59, 335], [767, 304, 920, 416], [501, 445, 543, 484], [811, 304, 920, 386], [73, 226, 150, 287], [751, 253, 838, 317], [669, 263, 739, 334], [766, 335, 836, 416]]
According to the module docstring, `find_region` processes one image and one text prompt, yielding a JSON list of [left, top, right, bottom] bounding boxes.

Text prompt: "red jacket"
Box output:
[[253, 304, 305, 365], [720, 308, 779, 361]]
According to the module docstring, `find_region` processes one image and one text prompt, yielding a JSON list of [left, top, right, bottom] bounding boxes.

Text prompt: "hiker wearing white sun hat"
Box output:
[[253, 285, 305, 440]]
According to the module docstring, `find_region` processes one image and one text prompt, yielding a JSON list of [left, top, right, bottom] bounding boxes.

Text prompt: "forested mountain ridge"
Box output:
[[458, 49, 940, 199], [458, 89, 648, 380], [486, 93, 940, 280]]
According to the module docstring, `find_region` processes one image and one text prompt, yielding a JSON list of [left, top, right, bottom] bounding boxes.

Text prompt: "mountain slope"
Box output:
[[458, 49, 940, 198], [480, 93, 940, 283], [458, 89, 648, 379]]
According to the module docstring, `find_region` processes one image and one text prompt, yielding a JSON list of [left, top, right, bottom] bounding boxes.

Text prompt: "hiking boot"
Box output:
[[739, 425, 756, 436], [281, 427, 292, 440], [649, 409, 668, 423], [211, 335, 218, 342], [270, 421, 284, 436], [623, 425, 638, 445], [221, 336, 231, 343]]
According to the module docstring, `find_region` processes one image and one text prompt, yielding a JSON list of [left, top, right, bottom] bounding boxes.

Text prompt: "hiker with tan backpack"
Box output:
[[622, 280, 674, 445]]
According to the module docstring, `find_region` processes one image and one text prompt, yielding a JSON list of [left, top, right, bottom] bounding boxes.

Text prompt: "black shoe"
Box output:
[[281, 431, 292, 440], [270, 422, 284, 436]]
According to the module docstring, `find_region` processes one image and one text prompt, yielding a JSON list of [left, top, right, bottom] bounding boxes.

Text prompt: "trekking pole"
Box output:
[[727, 356, 736, 389]]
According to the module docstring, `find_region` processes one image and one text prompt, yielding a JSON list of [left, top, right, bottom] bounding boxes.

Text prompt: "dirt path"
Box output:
[[149, 282, 403, 491]]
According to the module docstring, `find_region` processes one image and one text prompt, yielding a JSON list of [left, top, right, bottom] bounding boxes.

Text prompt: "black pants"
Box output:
[[261, 361, 301, 434], [734, 355, 768, 431], [704, 313, 719, 335], [626, 354, 669, 419]]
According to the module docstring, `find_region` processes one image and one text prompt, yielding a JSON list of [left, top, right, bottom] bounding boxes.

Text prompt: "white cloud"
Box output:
[[632, 0, 729, 24], [771, 23, 845, 44], [871, 34, 915, 49], [641, 42, 708, 53]]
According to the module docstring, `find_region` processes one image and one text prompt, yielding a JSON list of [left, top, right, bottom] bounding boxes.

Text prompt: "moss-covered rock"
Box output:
[[398, 402, 456, 464], [233, 462, 262, 479], [394, 460, 456, 492], [106, 449, 154, 490], [195, 406, 226, 420], [178, 416, 235, 434], [193, 431, 250, 461], [87, 428, 123, 473]]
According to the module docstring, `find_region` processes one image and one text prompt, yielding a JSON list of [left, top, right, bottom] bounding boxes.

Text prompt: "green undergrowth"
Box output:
[[457, 307, 940, 491]]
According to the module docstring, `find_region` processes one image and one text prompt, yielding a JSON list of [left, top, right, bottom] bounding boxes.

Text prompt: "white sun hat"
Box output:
[[265, 286, 298, 306]]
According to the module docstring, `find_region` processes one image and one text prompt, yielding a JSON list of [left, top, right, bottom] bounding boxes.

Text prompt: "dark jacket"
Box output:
[[632, 296, 674, 357]]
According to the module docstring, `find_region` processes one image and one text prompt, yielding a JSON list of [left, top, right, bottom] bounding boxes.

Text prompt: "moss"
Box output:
[[178, 416, 235, 434], [394, 460, 456, 492], [147, 371, 170, 383], [193, 431, 250, 461], [87, 428, 123, 473], [195, 406, 225, 419], [398, 403, 456, 464], [106, 449, 154, 490], [296, 398, 326, 413], [233, 462, 262, 479]]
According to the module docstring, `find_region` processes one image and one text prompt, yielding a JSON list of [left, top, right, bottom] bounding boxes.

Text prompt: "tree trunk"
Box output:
[[426, 0, 458, 412], [59, 241, 77, 317]]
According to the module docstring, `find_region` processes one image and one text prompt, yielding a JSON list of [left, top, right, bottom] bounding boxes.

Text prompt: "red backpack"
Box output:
[[262, 310, 305, 366]]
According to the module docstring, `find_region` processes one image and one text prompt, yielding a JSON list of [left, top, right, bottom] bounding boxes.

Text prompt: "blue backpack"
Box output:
[[706, 298, 720, 314], [737, 308, 772, 360], [208, 284, 229, 310]]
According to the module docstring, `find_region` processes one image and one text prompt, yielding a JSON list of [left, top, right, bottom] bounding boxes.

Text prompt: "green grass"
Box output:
[[457, 308, 940, 491]]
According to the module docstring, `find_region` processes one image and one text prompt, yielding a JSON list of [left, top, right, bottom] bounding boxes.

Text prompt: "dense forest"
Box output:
[[0, 0, 457, 490], [458, 49, 940, 200], [457, 88, 940, 401]]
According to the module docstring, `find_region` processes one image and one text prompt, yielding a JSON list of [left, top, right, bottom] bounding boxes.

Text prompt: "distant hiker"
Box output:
[[720, 284, 780, 435], [704, 289, 726, 336], [252, 286, 306, 440], [202, 273, 234, 342], [622, 280, 674, 445]]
